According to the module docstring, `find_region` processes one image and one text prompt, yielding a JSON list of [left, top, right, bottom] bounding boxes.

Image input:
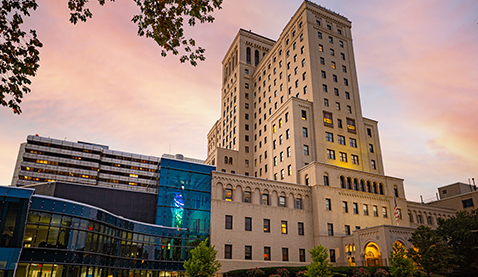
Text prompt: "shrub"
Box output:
[[353, 267, 371, 277], [374, 268, 389, 277], [246, 268, 265, 277]]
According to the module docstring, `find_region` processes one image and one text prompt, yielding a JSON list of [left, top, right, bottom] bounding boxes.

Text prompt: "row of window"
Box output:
[[325, 199, 401, 219], [224, 245, 306, 262], [225, 216, 305, 235], [223, 189, 303, 209]]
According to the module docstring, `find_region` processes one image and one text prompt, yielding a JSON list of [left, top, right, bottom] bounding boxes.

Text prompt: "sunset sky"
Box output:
[[1, 0, 477, 202]]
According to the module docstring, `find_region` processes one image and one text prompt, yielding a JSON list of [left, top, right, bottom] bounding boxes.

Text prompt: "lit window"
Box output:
[[351, 155, 359, 165], [371, 160, 376, 170], [281, 221, 288, 233], [319, 44, 323, 52], [224, 189, 233, 201], [323, 112, 333, 126]]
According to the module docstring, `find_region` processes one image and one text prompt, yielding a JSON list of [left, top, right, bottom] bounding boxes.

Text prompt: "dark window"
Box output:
[[246, 47, 251, 64], [225, 215, 233, 229], [394, 187, 399, 198], [264, 219, 270, 232], [225, 244, 232, 259], [462, 198, 474, 208], [330, 249, 336, 262], [303, 127, 308, 137], [326, 198, 331, 210], [298, 222, 304, 235], [353, 203, 358, 214], [282, 248, 289, 261], [245, 246, 252, 260], [245, 217, 252, 231], [255, 50, 260, 66], [299, 249, 306, 262], [367, 128, 372, 137], [345, 225, 351, 235], [324, 175, 329, 186], [301, 110, 307, 120], [327, 223, 334, 236], [342, 201, 348, 213]]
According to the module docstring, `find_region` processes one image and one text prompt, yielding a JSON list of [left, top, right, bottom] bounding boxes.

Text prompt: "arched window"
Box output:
[[224, 156, 228, 164], [347, 177, 352, 189], [394, 186, 399, 198], [305, 174, 309, 186], [367, 181, 371, 193], [246, 47, 251, 64], [379, 183, 384, 195], [229, 157, 233, 165], [255, 50, 260, 66], [354, 179, 359, 190], [340, 176, 346, 189], [323, 173, 329, 186], [373, 182, 378, 194], [360, 180, 365, 191]]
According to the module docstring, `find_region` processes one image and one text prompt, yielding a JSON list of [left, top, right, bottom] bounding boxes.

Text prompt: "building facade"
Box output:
[[5, 1, 471, 276]]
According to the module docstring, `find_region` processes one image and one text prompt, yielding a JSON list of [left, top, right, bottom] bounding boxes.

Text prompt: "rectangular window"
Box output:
[[304, 145, 309, 156], [351, 155, 359, 165], [345, 225, 351, 235], [262, 194, 269, 205], [281, 221, 288, 234], [462, 198, 474, 208], [339, 152, 347, 162], [299, 249, 306, 262], [323, 112, 333, 127], [279, 196, 286, 207], [320, 57, 325, 65], [345, 91, 350, 99], [295, 198, 303, 209], [245, 246, 252, 260], [363, 204, 369, 216], [347, 105, 352, 114], [329, 249, 336, 263], [287, 164, 292, 175], [344, 78, 349, 86], [286, 129, 290, 139], [303, 127, 308, 137], [353, 203, 358, 214], [245, 217, 252, 231], [342, 201, 348, 213], [263, 219, 270, 232], [301, 110, 307, 120], [326, 132, 334, 142], [298, 222, 304, 235], [243, 191, 251, 203], [350, 138, 357, 148], [338, 135, 345, 145], [333, 74, 337, 82], [225, 245, 232, 259], [264, 247, 271, 260], [224, 188, 233, 201], [326, 198, 331, 210], [371, 160, 376, 170], [327, 223, 334, 236], [322, 84, 328, 92], [282, 248, 289, 261], [373, 205, 378, 217], [369, 144, 374, 153], [347, 118, 356, 133], [427, 216, 433, 225], [382, 207, 388, 218], [336, 102, 341, 110], [319, 44, 323, 52], [327, 149, 335, 160], [324, 98, 329, 107], [225, 215, 233, 229]]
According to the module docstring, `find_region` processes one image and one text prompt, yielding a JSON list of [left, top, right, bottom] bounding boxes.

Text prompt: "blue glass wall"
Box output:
[[156, 158, 215, 237], [0, 186, 34, 276]]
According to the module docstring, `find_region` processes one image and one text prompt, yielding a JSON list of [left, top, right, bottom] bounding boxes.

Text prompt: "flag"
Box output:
[[393, 196, 400, 223]]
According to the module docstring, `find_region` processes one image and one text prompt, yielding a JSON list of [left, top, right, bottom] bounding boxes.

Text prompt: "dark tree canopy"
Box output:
[[1, 0, 223, 114]]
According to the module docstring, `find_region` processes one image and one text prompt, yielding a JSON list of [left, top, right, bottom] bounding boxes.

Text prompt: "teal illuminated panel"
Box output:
[[156, 158, 215, 236]]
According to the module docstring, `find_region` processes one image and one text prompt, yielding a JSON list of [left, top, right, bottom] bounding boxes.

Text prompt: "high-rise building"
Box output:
[[206, 1, 384, 182]]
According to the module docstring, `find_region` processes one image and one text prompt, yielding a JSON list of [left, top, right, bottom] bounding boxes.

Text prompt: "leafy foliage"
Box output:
[[1, 0, 223, 114], [306, 245, 333, 277], [436, 209, 478, 276], [246, 268, 265, 277], [389, 243, 415, 277], [0, 0, 42, 114], [408, 225, 451, 277], [183, 238, 221, 277]]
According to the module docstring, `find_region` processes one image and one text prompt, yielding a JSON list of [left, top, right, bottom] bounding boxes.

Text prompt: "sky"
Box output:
[[1, 0, 477, 202]]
